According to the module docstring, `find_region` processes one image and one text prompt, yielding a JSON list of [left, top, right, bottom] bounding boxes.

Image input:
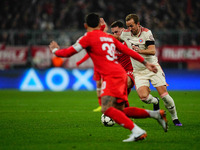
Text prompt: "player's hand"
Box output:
[[100, 18, 105, 25], [144, 62, 158, 73], [132, 45, 140, 53], [49, 41, 60, 53], [100, 18, 108, 32]]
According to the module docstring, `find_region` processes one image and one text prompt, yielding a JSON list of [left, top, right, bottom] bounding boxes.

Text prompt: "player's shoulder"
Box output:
[[105, 33, 117, 42], [121, 29, 131, 37], [141, 27, 150, 32], [140, 27, 153, 35], [140, 26, 153, 37], [83, 30, 103, 40], [123, 29, 130, 32], [122, 29, 131, 34], [91, 31, 116, 43]]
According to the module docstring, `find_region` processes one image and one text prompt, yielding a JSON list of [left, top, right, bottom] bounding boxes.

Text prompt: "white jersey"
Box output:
[[120, 26, 158, 71]]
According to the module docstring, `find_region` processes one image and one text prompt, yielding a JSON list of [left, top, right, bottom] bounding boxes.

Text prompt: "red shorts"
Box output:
[[93, 68, 101, 81], [100, 74, 128, 104], [127, 71, 134, 88]]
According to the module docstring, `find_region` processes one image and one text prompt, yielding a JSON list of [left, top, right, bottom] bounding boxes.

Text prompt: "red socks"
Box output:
[[123, 107, 150, 118], [104, 107, 134, 131]]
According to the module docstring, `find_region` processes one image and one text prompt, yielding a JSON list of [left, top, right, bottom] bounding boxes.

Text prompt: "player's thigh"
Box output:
[[151, 66, 167, 87], [101, 75, 128, 102], [127, 71, 134, 89], [127, 76, 133, 89], [134, 71, 150, 90]]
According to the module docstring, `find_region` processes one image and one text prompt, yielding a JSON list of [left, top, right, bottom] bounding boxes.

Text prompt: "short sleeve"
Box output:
[[73, 33, 89, 52], [145, 30, 155, 42]]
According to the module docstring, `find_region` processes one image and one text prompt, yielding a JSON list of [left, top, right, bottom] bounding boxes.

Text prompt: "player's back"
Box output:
[[80, 30, 126, 76]]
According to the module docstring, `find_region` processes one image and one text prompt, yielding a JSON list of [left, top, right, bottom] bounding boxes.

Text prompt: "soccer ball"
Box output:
[[101, 114, 115, 127]]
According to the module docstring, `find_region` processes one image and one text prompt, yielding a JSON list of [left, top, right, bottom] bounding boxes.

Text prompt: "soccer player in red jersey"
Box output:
[[77, 20, 133, 112], [49, 13, 168, 142], [110, 20, 134, 94], [76, 18, 108, 112]]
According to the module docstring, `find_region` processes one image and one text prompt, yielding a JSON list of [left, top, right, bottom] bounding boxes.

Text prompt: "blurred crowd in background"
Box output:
[[0, 0, 199, 70], [0, 0, 200, 46], [0, 0, 199, 31]]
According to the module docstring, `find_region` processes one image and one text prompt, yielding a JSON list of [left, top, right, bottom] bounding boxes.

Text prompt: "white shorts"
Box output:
[[133, 65, 167, 90]]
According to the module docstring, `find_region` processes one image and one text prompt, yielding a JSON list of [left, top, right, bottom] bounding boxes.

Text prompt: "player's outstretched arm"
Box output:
[[100, 18, 108, 32], [115, 39, 157, 73], [49, 41, 78, 57], [76, 53, 90, 66], [132, 45, 156, 55]]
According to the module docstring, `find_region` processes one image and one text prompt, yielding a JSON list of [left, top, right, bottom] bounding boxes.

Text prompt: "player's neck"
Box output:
[[136, 26, 141, 35], [87, 26, 101, 32]]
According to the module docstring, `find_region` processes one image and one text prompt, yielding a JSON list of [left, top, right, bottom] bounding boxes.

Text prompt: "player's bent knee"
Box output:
[[137, 91, 149, 100], [139, 95, 148, 101]]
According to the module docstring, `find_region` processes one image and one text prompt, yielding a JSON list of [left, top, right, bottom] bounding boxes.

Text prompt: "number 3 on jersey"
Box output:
[[102, 43, 117, 61]]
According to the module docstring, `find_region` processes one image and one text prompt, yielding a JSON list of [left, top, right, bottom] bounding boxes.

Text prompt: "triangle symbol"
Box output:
[[20, 68, 44, 91], [29, 78, 35, 86]]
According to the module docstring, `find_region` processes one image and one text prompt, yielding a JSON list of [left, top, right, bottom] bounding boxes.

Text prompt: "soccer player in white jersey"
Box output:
[[120, 14, 182, 126]]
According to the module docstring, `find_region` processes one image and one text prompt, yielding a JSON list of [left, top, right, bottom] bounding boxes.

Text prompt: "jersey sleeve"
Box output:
[[54, 34, 90, 57], [76, 53, 90, 66], [120, 31, 126, 41], [73, 33, 90, 51], [100, 25, 106, 31], [123, 41, 128, 47], [114, 37, 145, 63], [145, 30, 155, 46], [145, 30, 155, 41], [54, 46, 78, 57]]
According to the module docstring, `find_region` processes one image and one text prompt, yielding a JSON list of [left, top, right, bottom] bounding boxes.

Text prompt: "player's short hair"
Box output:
[[110, 20, 124, 28], [85, 13, 100, 28], [125, 14, 139, 24]]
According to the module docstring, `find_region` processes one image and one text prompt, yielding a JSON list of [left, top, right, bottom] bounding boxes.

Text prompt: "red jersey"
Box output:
[[75, 30, 126, 76], [76, 42, 133, 74], [55, 30, 144, 77], [54, 29, 144, 100], [116, 42, 133, 72], [76, 25, 133, 73]]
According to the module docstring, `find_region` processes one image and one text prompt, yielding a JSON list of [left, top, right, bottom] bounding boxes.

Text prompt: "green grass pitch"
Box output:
[[0, 90, 200, 150]]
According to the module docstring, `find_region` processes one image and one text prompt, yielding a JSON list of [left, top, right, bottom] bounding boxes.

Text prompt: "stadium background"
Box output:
[[1, 1, 200, 150], [0, 0, 200, 91]]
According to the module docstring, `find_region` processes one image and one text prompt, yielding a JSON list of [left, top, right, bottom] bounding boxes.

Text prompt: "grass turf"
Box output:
[[0, 90, 200, 150]]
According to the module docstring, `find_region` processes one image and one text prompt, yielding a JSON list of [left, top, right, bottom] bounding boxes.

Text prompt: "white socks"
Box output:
[[131, 123, 145, 133], [142, 93, 178, 120], [162, 94, 178, 120], [142, 94, 158, 104], [145, 110, 160, 119]]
